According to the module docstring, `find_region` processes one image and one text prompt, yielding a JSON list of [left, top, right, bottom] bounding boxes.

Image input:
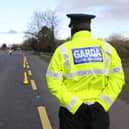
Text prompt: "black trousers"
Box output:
[[59, 106, 109, 129]]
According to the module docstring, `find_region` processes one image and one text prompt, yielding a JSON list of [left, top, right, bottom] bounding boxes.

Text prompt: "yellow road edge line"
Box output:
[[23, 56, 26, 68], [28, 70, 32, 76], [30, 80, 38, 90], [23, 56, 28, 69], [37, 106, 52, 129]]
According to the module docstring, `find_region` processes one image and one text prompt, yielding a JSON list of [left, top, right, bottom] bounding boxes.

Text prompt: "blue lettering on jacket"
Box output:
[[72, 47, 103, 64]]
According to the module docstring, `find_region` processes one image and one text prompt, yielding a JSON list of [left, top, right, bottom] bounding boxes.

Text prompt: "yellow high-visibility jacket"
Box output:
[[46, 31, 125, 115]]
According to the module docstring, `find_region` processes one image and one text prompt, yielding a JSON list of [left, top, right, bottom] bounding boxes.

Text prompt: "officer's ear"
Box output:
[[69, 24, 72, 28]]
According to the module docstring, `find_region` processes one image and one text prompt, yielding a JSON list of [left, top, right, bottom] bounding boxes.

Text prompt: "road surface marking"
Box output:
[[30, 80, 38, 90], [28, 70, 32, 76], [23, 56, 26, 68], [37, 106, 52, 129], [27, 65, 30, 69]]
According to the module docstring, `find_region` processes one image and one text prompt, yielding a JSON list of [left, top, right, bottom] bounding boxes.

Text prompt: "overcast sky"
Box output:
[[0, 0, 129, 46]]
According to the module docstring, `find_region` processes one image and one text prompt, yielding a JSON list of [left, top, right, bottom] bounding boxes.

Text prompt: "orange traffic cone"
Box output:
[[23, 72, 29, 84]]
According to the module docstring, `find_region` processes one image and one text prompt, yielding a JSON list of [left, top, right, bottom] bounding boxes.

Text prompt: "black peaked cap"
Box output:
[[67, 14, 96, 27]]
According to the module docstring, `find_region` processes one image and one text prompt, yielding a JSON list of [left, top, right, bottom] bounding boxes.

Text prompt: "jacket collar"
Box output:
[[71, 31, 92, 41]]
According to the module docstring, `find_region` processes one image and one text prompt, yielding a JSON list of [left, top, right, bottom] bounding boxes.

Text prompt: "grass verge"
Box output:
[[40, 54, 51, 62], [123, 67, 129, 93]]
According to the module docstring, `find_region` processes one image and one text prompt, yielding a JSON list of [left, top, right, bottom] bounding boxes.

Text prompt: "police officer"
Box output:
[[46, 14, 125, 129], [8, 48, 13, 55]]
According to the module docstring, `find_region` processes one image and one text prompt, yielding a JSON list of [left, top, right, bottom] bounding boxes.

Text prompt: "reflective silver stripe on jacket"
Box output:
[[84, 102, 95, 105], [46, 70, 63, 79], [64, 69, 106, 78], [105, 43, 111, 73], [62, 66, 123, 79], [66, 97, 78, 110], [59, 45, 71, 71], [99, 94, 113, 106], [47, 66, 123, 79], [109, 66, 123, 74]]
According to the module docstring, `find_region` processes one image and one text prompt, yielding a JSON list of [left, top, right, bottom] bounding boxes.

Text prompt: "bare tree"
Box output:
[[25, 10, 59, 40]]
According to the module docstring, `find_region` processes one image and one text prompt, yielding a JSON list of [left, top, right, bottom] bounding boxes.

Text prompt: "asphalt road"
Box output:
[[0, 50, 128, 129], [0, 51, 43, 129]]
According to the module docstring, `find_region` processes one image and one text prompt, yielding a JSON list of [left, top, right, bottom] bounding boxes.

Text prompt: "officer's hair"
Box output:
[[72, 23, 91, 30], [71, 23, 91, 35]]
